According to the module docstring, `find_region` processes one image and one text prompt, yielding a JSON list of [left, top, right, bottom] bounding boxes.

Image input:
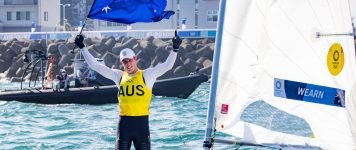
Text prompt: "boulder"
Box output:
[[21, 47, 29, 54], [5, 67, 17, 78], [105, 38, 116, 49], [94, 42, 110, 54], [112, 43, 123, 55], [202, 59, 212, 68], [173, 66, 188, 77], [101, 52, 118, 68], [183, 58, 203, 73], [122, 38, 138, 50], [181, 43, 194, 52], [199, 64, 212, 75], [190, 40, 198, 47], [10, 42, 22, 55], [15, 67, 25, 77], [155, 46, 169, 61], [209, 43, 215, 52], [58, 53, 74, 68], [136, 50, 151, 62], [10, 77, 22, 82], [157, 70, 173, 80], [25, 71, 39, 81], [152, 38, 167, 47], [2, 49, 16, 62], [196, 57, 208, 64], [151, 56, 163, 67], [144, 36, 155, 43], [132, 43, 142, 52], [4, 38, 17, 47], [165, 44, 174, 52], [101, 36, 110, 44], [184, 52, 199, 61], [196, 44, 204, 50], [58, 44, 69, 56], [47, 43, 58, 54], [83, 37, 93, 46], [201, 38, 213, 45], [39, 39, 47, 48], [65, 42, 76, 50], [87, 45, 101, 58], [0, 44, 7, 53], [140, 41, 157, 59], [173, 56, 184, 68], [137, 58, 150, 69], [117, 36, 125, 43], [194, 45, 214, 60], [28, 41, 42, 51], [0, 59, 11, 73], [122, 36, 133, 44], [181, 38, 191, 45]]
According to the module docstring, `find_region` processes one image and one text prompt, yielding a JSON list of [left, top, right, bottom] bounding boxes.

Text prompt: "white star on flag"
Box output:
[[102, 6, 111, 13]]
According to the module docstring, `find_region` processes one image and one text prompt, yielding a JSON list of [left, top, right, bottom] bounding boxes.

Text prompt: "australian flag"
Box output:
[[87, 0, 175, 24]]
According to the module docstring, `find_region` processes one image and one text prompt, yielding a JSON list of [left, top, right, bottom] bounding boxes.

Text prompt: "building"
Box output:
[[92, 0, 219, 31], [0, 0, 60, 32], [0, 0, 218, 32]]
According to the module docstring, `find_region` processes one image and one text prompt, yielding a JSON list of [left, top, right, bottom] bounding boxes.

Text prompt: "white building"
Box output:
[[93, 0, 219, 31], [0, 0, 60, 32]]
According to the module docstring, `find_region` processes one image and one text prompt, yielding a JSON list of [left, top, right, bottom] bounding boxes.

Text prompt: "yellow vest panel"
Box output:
[[118, 70, 152, 116]]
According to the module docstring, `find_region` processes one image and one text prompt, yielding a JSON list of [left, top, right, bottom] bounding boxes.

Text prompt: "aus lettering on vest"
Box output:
[[297, 87, 324, 99], [119, 85, 145, 96]]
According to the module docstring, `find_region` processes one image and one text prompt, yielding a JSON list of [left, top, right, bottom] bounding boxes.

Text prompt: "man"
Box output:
[[56, 69, 69, 90], [75, 63, 89, 87], [74, 31, 181, 150], [86, 68, 98, 86]]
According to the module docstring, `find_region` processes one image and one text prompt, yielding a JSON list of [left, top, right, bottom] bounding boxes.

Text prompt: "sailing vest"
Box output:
[[118, 70, 152, 116]]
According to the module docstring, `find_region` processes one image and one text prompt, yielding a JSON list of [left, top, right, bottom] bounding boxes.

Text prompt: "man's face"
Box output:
[[121, 56, 138, 74]]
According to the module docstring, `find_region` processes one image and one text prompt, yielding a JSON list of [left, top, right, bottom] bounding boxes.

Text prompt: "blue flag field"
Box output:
[[87, 0, 175, 24]]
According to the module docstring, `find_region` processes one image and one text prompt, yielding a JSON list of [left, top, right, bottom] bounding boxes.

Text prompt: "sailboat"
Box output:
[[203, 0, 356, 149]]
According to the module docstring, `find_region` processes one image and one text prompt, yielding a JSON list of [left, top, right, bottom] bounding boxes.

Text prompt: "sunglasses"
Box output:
[[122, 59, 133, 64]]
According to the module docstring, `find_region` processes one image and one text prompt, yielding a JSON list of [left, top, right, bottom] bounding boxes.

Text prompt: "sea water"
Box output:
[[0, 82, 310, 150]]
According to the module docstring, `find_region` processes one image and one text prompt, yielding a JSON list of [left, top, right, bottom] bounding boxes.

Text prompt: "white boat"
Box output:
[[203, 0, 356, 149]]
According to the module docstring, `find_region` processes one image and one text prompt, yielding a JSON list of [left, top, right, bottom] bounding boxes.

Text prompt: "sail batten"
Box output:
[[205, 0, 356, 149]]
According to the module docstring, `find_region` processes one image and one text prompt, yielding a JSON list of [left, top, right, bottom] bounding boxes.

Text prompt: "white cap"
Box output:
[[120, 48, 135, 61]]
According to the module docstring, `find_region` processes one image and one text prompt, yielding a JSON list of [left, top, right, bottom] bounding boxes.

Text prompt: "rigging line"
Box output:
[[325, 0, 340, 42], [252, 1, 315, 81], [339, 0, 356, 84], [224, 0, 351, 136], [223, 1, 314, 83], [223, 27, 313, 101], [310, 0, 356, 122], [306, 0, 333, 45], [275, 1, 326, 78]]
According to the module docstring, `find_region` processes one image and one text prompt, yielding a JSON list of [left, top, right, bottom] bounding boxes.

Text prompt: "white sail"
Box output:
[[211, 0, 356, 149]]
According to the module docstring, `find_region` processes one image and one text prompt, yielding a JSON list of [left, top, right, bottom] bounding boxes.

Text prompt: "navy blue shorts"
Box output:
[[115, 116, 150, 150]]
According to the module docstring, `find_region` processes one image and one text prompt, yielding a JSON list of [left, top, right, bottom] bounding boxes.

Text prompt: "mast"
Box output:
[[203, 0, 227, 149]]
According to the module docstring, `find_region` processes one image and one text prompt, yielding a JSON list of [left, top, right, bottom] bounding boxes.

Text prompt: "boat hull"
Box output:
[[0, 74, 208, 105]]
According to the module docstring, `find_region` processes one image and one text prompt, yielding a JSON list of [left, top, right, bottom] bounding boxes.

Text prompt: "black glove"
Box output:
[[74, 34, 85, 49], [172, 30, 182, 51]]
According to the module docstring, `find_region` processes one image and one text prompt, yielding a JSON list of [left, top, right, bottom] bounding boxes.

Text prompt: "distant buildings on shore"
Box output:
[[93, 0, 219, 31], [0, 0, 60, 32], [0, 0, 219, 33]]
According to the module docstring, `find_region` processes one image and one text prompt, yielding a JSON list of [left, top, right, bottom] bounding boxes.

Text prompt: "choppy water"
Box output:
[[0, 82, 310, 150]]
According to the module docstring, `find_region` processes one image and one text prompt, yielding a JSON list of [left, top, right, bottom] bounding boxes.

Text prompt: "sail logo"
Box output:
[[274, 78, 345, 107], [221, 104, 229, 114], [327, 43, 344, 76], [297, 88, 324, 99]]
